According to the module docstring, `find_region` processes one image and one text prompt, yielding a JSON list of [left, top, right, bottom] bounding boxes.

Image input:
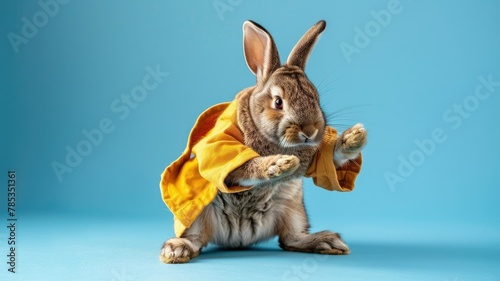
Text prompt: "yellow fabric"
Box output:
[[305, 126, 363, 192], [160, 93, 362, 237]]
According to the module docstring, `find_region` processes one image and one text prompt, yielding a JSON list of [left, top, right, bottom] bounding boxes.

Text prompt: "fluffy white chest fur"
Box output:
[[207, 179, 303, 247]]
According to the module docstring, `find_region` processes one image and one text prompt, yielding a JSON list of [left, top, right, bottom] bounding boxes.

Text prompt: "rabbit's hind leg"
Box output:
[[277, 200, 350, 255], [160, 213, 212, 264], [279, 231, 350, 255], [160, 237, 201, 264]]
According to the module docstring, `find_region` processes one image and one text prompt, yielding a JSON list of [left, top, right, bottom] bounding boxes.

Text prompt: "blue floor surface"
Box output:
[[1, 215, 499, 281]]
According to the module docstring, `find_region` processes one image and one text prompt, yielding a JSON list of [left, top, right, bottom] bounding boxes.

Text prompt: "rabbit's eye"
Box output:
[[274, 97, 283, 110]]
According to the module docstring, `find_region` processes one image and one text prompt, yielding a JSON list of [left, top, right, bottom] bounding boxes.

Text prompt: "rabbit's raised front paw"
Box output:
[[266, 155, 300, 179], [339, 123, 367, 153]]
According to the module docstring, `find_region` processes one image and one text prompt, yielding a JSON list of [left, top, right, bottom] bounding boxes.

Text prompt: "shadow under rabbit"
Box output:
[[190, 240, 500, 272]]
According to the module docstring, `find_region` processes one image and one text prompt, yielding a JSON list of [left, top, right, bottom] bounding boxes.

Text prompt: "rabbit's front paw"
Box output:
[[339, 123, 367, 154], [266, 155, 300, 179], [160, 238, 199, 264]]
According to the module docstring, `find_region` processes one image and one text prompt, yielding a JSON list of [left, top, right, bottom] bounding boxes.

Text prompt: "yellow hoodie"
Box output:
[[160, 93, 362, 237]]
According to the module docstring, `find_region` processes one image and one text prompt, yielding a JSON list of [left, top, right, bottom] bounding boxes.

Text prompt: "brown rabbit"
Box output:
[[159, 20, 367, 263]]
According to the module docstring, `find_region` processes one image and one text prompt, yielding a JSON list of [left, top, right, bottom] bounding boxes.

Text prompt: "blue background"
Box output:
[[1, 0, 499, 280]]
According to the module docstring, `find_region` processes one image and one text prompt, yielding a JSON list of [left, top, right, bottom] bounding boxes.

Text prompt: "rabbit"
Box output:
[[160, 20, 367, 264]]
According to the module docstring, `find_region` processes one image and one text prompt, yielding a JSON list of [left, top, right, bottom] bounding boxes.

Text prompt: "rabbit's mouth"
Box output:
[[279, 125, 322, 148]]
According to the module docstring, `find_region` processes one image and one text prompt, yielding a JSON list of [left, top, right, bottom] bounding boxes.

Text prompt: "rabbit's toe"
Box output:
[[160, 238, 198, 264]]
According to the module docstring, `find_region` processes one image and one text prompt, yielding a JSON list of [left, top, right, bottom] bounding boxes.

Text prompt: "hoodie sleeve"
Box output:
[[192, 101, 260, 193], [305, 126, 362, 191]]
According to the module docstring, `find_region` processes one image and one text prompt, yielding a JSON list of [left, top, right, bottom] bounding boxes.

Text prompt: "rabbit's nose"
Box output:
[[299, 125, 318, 142]]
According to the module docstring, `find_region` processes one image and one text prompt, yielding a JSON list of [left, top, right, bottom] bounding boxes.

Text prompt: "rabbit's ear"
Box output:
[[287, 20, 326, 70], [243, 20, 281, 85]]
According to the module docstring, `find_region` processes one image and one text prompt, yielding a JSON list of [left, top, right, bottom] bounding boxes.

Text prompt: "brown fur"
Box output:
[[160, 20, 365, 264]]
